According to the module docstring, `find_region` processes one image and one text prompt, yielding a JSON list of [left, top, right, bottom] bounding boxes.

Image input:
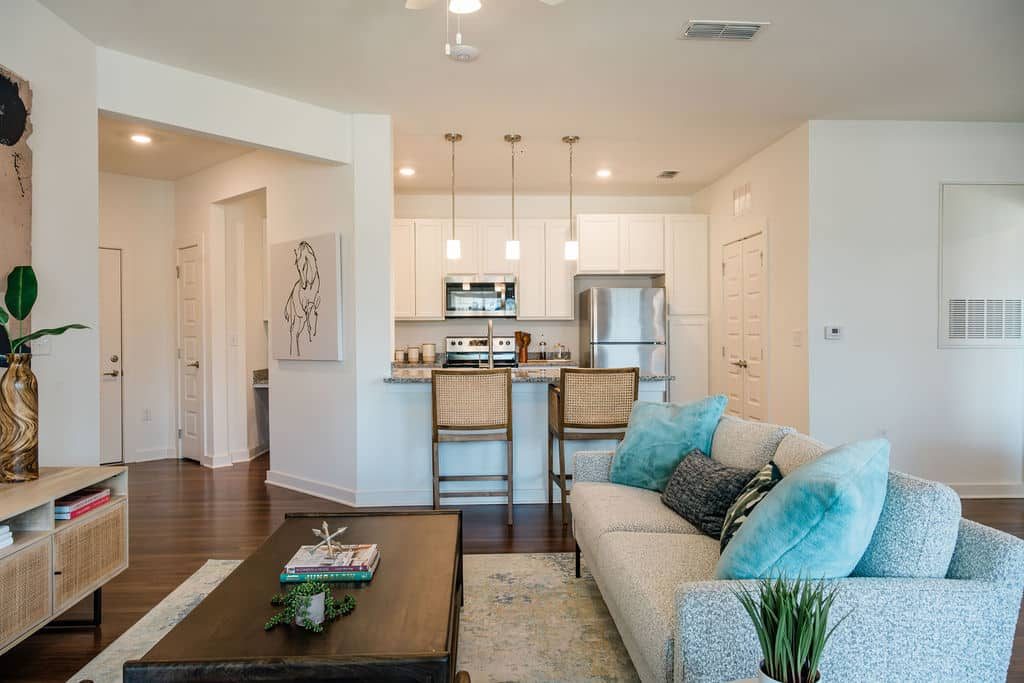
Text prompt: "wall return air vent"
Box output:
[[945, 298, 1023, 348], [681, 20, 770, 41]]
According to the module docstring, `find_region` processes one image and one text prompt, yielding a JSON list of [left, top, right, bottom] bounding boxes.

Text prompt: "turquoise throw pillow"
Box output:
[[715, 438, 890, 580], [609, 396, 727, 491]]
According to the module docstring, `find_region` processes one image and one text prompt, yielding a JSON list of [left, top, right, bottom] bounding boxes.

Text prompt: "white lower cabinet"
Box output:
[[668, 316, 709, 403]]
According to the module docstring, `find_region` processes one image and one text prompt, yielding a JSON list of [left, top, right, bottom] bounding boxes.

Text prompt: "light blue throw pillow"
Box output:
[[715, 438, 890, 580], [609, 395, 727, 491]]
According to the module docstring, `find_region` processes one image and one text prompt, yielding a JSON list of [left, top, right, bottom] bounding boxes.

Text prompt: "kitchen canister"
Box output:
[[407, 346, 421, 363], [394, 348, 406, 362], [421, 343, 437, 363]]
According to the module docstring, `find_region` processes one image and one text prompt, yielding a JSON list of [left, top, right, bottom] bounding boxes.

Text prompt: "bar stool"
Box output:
[[548, 367, 639, 525], [432, 368, 515, 526]]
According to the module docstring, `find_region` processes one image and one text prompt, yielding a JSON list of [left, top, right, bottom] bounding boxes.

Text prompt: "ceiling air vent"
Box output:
[[657, 170, 679, 179], [681, 20, 769, 41]]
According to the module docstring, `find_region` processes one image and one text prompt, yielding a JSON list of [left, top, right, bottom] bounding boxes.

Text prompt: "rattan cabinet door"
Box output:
[[53, 501, 128, 613], [0, 537, 52, 652]]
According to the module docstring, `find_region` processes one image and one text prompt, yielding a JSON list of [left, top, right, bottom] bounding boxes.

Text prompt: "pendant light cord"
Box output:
[[451, 135, 456, 239], [569, 139, 574, 239], [511, 137, 516, 241]]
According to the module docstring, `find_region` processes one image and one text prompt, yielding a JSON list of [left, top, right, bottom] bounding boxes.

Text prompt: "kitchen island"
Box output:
[[366, 366, 669, 508]]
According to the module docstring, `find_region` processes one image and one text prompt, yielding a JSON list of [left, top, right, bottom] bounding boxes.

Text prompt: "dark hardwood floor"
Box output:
[[1, 455, 1022, 682]]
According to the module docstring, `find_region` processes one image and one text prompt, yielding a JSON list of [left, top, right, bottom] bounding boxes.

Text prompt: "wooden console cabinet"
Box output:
[[0, 466, 128, 655]]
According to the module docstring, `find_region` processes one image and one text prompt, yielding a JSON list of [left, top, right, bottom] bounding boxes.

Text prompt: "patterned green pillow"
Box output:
[[719, 460, 782, 552]]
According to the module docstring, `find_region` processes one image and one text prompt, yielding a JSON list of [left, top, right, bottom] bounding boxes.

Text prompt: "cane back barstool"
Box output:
[[432, 368, 515, 526], [548, 367, 639, 525]]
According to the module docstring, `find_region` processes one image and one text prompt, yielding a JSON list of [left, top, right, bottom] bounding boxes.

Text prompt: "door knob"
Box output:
[[185, 361, 200, 368], [730, 360, 748, 369], [103, 370, 120, 377]]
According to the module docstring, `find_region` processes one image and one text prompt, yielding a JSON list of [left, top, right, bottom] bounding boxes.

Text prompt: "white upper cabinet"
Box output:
[[545, 219, 575, 319], [665, 214, 709, 315], [446, 220, 479, 275], [413, 219, 446, 319], [392, 220, 416, 320], [516, 220, 547, 319], [480, 219, 516, 275], [621, 214, 665, 273], [577, 214, 621, 273]]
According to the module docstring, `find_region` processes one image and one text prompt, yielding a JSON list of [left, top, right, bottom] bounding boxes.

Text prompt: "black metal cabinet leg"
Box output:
[[44, 587, 102, 630], [575, 542, 581, 578]]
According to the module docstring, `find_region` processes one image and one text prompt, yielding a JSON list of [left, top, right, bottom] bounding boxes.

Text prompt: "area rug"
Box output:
[[69, 553, 638, 683]]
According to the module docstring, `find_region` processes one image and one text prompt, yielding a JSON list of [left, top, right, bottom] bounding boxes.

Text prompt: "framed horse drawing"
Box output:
[[271, 232, 342, 361]]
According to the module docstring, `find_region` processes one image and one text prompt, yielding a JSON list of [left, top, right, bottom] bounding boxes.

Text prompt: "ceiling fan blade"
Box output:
[[405, 0, 439, 9]]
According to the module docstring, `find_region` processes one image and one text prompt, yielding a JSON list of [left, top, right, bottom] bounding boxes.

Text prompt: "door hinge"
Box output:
[[760, 252, 764, 268], [176, 265, 181, 279], [721, 345, 726, 357], [177, 347, 182, 359], [177, 428, 182, 439], [721, 262, 726, 275]]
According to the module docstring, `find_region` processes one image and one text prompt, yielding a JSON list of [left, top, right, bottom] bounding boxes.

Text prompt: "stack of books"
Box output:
[[0, 525, 12, 550], [280, 543, 379, 583], [55, 487, 111, 521]]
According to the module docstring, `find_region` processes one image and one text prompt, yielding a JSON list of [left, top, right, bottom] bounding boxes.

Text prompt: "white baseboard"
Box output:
[[950, 482, 1024, 498], [265, 469, 357, 506], [127, 447, 176, 463], [198, 451, 233, 469], [248, 445, 269, 460]]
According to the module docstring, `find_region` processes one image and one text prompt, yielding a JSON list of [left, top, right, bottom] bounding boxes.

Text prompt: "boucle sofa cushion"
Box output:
[[661, 450, 755, 538], [595, 531, 719, 683], [853, 471, 961, 578], [710, 416, 794, 470], [571, 482, 699, 554], [773, 432, 828, 475], [716, 439, 890, 579]]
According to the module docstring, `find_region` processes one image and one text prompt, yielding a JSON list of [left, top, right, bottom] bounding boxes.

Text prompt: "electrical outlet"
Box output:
[[824, 325, 843, 341], [142, 408, 152, 423], [791, 329, 803, 347]]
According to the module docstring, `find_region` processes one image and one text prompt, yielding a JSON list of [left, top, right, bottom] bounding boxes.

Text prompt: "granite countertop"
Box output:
[[384, 367, 673, 384]]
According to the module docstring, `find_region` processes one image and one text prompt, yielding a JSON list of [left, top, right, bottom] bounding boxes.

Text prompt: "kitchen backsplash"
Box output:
[[394, 319, 579, 359]]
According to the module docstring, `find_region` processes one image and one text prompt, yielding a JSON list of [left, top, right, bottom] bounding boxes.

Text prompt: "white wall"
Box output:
[[2, 1, 100, 466], [808, 121, 1024, 496], [395, 193, 692, 219], [692, 124, 810, 432], [99, 172, 177, 462]]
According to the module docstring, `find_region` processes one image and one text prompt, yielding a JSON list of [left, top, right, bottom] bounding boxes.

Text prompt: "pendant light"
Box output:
[[504, 133, 522, 261], [562, 135, 580, 260], [445, 132, 462, 260]]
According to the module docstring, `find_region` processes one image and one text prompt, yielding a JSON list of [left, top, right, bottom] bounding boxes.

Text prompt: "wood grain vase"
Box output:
[[0, 353, 39, 482]]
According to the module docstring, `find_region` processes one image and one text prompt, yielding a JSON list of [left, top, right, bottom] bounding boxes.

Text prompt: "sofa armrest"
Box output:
[[947, 518, 1024, 586], [573, 451, 614, 483], [674, 577, 1021, 683]]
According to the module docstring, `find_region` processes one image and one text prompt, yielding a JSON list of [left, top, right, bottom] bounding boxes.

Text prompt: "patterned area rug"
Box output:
[[69, 553, 638, 683]]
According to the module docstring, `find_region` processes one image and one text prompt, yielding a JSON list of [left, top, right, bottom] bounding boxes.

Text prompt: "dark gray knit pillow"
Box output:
[[661, 450, 756, 538]]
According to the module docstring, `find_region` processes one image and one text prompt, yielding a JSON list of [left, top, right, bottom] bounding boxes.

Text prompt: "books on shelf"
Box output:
[[279, 554, 380, 584], [281, 544, 380, 583], [0, 530, 12, 549], [55, 487, 111, 520]]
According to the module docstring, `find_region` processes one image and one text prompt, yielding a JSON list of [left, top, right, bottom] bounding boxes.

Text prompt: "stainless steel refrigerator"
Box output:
[[579, 287, 666, 375]]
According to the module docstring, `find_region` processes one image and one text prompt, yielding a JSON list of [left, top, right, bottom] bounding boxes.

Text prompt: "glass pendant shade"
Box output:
[[446, 238, 461, 260], [564, 240, 579, 261], [448, 0, 481, 13], [505, 239, 521, 260]]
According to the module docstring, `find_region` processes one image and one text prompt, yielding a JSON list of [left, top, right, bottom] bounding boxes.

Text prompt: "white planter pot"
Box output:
[[295, 591, 326, 627], [758, 670, 783, 683]]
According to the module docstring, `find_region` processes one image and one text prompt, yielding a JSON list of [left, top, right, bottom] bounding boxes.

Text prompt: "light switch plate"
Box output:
[[824, 325, 843, 341]]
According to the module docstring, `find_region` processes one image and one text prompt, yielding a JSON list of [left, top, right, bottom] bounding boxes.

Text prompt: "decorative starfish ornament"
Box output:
[[311, 521, 347, 558]]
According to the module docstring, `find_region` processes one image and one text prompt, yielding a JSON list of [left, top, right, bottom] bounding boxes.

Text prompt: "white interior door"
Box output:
[[99, 247, 123, 464], [178, 245, 204, 461], [721, 233, 766, 420]]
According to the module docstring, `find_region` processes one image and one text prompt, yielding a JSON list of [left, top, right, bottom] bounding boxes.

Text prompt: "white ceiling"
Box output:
[[98, 113, 255, 180], [49, 0, 1024, 195]]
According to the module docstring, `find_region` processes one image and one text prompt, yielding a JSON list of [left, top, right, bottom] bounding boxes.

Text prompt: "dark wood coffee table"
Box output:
[[124, 510, 464, 682]]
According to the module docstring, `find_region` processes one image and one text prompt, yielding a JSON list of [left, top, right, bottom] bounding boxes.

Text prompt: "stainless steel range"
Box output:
[[443, 335, 518, 368]]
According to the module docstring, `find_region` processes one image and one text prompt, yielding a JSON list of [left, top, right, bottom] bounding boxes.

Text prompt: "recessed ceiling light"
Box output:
[[130, 134, 152, 145], [596, 169, 612, 178], [448, 0, 481, 14], [399, 167, 416, 177]]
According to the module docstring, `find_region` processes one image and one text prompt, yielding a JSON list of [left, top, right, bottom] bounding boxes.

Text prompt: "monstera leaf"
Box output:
[[5, 266, 38, 320], [10, 324, 88, 353]]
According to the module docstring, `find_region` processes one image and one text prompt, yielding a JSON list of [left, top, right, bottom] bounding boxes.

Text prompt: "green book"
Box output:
[[279, 569, 374, 583]]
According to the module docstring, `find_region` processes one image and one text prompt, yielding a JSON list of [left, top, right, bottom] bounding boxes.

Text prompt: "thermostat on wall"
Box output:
[[824, 326, 843, 341]]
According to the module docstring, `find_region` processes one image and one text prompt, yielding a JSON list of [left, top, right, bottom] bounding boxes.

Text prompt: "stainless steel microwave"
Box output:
[[444, 275, 517, 318]]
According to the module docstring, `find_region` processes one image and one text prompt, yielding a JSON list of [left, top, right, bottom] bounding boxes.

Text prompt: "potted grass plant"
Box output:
[[0, 265, 87, 482], [733, 576, 849, 683]]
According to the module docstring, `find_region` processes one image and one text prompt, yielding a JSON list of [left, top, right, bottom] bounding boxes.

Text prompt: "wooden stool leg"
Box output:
[[546, 430, 554, 506], [506, 439, 514, 526], [432, 442, 441, 510], [558, 438, 569, 526]]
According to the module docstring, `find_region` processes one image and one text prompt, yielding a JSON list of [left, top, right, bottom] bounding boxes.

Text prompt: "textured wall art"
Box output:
[[270, 232, 343, 361], [0, 65, 32, 366]]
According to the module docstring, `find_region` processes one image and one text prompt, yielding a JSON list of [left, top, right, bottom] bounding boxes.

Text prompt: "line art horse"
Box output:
[[283, 241, 321, 356]]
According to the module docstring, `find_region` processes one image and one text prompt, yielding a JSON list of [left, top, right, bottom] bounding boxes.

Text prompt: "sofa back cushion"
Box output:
[[710, 416, 793, 470], [852, 471, 961, 578], [773, 432, 828, 475]]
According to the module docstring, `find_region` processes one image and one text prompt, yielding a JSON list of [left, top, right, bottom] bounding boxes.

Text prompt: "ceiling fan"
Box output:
[[406, 0, 565, 9]]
